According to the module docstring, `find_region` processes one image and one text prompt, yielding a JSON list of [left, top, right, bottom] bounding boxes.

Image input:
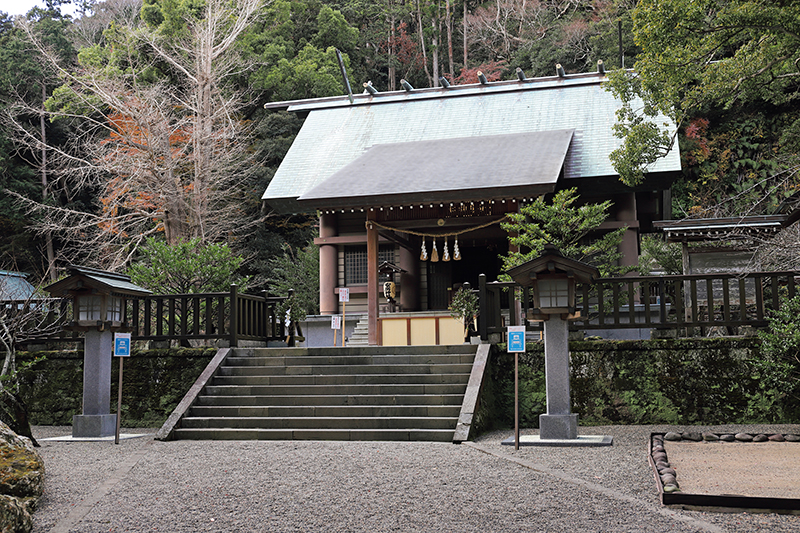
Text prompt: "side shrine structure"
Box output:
[[262, 67, 682, 346]]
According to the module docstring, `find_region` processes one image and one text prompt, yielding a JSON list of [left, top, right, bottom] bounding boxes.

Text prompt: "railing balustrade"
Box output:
[[126, 285, 287, 346], [1, 286, 288, 348], [479, 271, 800, 340]]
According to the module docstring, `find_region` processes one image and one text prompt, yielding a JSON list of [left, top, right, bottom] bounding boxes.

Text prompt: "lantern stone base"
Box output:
[[539, 413, 578, 440], [73, 414, 117, 438]]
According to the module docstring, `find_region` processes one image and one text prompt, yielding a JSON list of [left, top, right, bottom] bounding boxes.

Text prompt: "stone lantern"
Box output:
[[506, 246, 598, 441], [45, 265, 150, 438]]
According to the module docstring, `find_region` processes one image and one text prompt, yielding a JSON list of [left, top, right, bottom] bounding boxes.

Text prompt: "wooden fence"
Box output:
[[126, 285, 287, 347], [2, 286, 289, 348], [478, 271, 800, 341]]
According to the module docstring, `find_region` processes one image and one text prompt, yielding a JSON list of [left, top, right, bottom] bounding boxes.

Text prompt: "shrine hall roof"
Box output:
[[262, 72, 682, 214]]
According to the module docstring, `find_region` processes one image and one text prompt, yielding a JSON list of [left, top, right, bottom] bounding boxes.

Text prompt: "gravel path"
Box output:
[[31, 424, 800, 532]]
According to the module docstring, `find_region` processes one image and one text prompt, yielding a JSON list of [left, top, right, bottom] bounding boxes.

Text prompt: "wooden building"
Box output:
[[262, 68, 682, 345]]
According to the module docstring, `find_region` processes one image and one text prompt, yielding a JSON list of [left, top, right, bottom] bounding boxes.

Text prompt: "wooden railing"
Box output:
[[2, 286, 289, 348], [125, 285, 287, 347], [478, 271, 800, 340]]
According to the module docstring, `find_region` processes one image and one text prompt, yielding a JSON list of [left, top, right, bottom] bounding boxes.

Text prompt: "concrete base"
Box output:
[[539, 413, 578, 440], [73, 414, 117, 438], [502, 434, 613, 447]]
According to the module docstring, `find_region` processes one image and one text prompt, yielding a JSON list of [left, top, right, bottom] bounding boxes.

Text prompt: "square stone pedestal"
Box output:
[[73, 414, 117, 438], [539, 413, 578, 440]]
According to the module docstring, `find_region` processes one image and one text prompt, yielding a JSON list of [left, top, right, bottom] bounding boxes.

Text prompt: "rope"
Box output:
[[365, 216, 509, 238]]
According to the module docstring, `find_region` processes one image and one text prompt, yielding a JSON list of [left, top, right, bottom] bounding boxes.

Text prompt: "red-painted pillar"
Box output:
[[319, 213, 338, 315], [367, 213, 379, 345]]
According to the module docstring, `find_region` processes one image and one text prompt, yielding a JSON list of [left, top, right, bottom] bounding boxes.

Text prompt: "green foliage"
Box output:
[[673, 110, 800, 218], [500, 188, 627, 277], [637, 234, 682, 275], [481, 338, 785, 432], [128, 237, 249, 294], [751, 295, 800, 422], [606, 0, 800, 190], [267, 243, 319, 321], [449, 285, 479, 337]]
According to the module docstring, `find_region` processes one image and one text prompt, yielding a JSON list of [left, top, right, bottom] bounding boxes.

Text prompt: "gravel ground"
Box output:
[[31, 424, 800, 533]]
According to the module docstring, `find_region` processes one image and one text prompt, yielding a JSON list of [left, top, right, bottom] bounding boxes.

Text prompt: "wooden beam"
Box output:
[[377, 229, 414, 252]]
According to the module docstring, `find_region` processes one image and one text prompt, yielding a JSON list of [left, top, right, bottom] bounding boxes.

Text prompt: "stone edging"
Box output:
[[651, 431, 800, 494]]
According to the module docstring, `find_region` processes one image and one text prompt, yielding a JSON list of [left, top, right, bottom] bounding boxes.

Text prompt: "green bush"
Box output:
[[750, 295, 800, 422], [478, 337, 784, 433]]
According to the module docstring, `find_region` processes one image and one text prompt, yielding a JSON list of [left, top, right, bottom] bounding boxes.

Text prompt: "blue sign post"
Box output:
[[113, 333, 131, 444], [507, 325, 526, 449], [507, 326, 526, 353]]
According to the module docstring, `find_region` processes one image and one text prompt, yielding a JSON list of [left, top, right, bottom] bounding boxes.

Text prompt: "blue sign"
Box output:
[[507, 326, 526, 353], [114, 333, 131, 357]]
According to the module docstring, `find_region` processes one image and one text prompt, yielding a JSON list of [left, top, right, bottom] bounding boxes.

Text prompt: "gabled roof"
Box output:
[[262, 73, 682, 214], [0, 270, 37, 301], [298, 129, 573, 210], [44, 265, 151, 297]]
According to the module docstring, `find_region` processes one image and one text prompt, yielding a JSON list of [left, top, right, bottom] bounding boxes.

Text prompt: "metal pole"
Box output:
[[115, 356, 123, 445], [515, 351, 519, 450]]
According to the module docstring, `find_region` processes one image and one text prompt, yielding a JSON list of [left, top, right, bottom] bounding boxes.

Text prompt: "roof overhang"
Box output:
[[297, 129, 574, 211], [654, 215, 789, 242]]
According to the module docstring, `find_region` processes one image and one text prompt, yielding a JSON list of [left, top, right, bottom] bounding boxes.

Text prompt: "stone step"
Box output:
[[166, 345, 479, 442], [188, 405, 461, 418], [211, 373, 471, 387], [217, 363, 474, 376], [171, 428, 455, 442], [240, 345, 477, 357], [224, 354, 476, 366], [179, 416, 457, 430], [195, 394, 466, 406], [202, 383, 468, 396]]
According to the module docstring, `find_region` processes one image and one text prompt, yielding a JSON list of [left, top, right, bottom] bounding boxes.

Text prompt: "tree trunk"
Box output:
[[417, 0, 432, 87], [40, 86, 56, 283], [388, 0, 396, 91], [463, 0, 468, 70], [446, 0, 454, 77]]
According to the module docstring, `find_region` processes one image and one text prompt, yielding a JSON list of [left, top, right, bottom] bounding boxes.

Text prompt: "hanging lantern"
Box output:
[[431, 239, 439, 262], [420, 238, 428, 261], [443, 236, 450, 261], [453, 236, 461, 260]]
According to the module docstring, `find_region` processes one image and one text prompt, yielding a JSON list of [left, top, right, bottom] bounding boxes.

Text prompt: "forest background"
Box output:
[[1, 0, 798, 302]]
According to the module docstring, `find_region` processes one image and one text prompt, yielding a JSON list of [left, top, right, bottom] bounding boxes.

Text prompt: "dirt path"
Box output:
[[664, 441, 800, 499]]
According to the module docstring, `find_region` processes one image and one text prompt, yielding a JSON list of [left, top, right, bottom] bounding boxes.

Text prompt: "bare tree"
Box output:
[[10, 0, 268, 271], [0, 277, 67, 445]]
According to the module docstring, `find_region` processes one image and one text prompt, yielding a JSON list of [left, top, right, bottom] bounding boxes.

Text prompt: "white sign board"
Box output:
[[339, 288, 350, 303], [507, 326, 526, 353], [114, 333, 132, 357], [331, 315, 342, 330]]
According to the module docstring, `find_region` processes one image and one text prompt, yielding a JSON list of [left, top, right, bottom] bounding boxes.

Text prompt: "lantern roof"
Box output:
[[506, 245, 599, 287], [44, 265, 151, 297]]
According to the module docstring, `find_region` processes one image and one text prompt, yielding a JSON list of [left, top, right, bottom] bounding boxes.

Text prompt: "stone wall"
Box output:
[[15, 348, 215, 427], [476, 338, 769, 434]]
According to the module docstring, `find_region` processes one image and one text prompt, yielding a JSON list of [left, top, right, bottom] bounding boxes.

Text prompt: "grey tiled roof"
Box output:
[[263, 77, 681, 213], [298, 130, 574, 209]]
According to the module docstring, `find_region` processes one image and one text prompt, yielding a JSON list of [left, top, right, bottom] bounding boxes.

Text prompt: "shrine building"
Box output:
[[262, 66, 682, 345]]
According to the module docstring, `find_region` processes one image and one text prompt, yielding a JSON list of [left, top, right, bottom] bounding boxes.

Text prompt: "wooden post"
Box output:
[[367, 213, 379, 345], [229, 284, 238, 348]]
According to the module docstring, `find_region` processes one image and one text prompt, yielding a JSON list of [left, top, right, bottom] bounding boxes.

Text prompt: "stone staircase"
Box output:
[[169, 345, 477, 441], [346, 315, 369, 346]]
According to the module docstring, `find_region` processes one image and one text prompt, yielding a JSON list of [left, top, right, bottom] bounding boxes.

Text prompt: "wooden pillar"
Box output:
[[367, 213, 379, 345], [319, 214, 339, 315], [616, 192, 639, 269]]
